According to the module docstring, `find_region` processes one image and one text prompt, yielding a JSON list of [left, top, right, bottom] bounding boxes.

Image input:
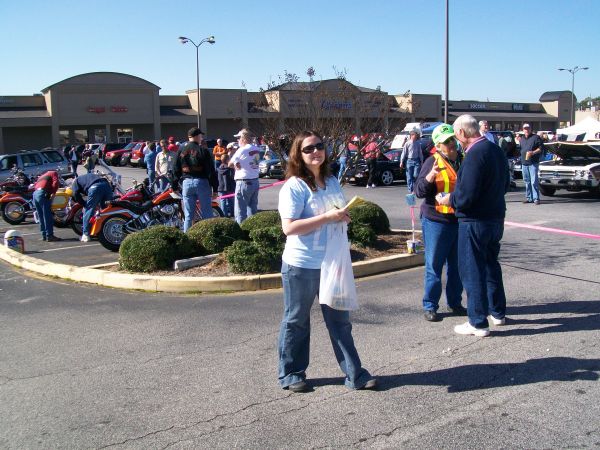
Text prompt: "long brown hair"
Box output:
[[285, 130, 331, 191]]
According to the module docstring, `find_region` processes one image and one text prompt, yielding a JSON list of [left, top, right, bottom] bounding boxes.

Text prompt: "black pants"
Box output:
[[366, 158, 377, 186]]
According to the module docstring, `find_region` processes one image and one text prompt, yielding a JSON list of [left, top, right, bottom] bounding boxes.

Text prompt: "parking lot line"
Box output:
[[41, 243, 101, 252]]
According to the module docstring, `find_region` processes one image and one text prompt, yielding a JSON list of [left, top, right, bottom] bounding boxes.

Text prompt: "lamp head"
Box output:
[[207, 36, 216, 44], [178, 36, 189, 44]]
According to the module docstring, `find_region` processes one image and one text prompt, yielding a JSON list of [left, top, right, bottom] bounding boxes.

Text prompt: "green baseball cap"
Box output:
[[432, 123, 455, 145]]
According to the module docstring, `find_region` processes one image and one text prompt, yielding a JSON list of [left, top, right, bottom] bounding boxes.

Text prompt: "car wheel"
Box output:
[[540, 186, 555, 197], [380, 170, 394, 186]]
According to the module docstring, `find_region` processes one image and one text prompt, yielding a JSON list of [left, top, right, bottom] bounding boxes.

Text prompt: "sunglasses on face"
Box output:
[[301, 142, 325, 154]]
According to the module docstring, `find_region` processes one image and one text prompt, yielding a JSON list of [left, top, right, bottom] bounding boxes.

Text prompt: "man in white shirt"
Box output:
[[479, 120, 496, 144], [229, 128, 261, 224]]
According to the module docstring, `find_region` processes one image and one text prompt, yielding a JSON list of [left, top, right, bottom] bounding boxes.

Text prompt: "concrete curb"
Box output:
[[0, 230, 423, 293]]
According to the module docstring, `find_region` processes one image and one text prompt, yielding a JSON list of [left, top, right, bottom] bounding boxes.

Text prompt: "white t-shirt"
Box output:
[[229, 144, 261, 180], [278, 176, 346, 269]]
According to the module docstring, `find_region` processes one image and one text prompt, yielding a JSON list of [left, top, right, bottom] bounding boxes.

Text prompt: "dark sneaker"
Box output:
[[448, 305, 468, 316], [522, 200, 532, 204], [46, 235, 63, 242], [287, 381, 309, 393], [424, 310, 439, 322], [359, 378, 378, 390]]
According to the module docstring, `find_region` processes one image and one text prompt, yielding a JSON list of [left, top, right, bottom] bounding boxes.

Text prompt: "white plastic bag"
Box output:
[[319, 222, 359, 311]]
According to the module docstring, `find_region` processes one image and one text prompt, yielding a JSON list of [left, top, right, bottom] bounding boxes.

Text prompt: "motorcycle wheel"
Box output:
[[1, 201, 27, 225], [52, 210, 69, 228], [70, 208, 84, 236], [212, 206, 224, 218], [98, 214, 129, 252]]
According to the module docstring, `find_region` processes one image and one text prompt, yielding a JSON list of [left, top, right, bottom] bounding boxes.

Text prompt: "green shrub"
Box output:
[[119, 226, 197, 272], [348, 223, 377, 247], [240, 211, 281, 235], [187, 217, 245, 255], [349, 202, 390, 234], [225, 240, 276, 274], [250, 226, 285, 260]]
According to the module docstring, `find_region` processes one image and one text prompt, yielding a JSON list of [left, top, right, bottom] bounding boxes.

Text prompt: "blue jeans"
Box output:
[[421, 217, 463, 312], [33, 189, 53, 239], [155, 175, 169, 192], [406, 159, 421, 193], [219, 192, 234, 218], [522, 164, 540, 202], [234, 178, 259, 224], [146, 169, 156, 191], [278, 262, 373, 389], [83, 181, 113, 236], [182, 177, 213, 232], [337, 157, 347, 182], [458, 220, 507, 329]]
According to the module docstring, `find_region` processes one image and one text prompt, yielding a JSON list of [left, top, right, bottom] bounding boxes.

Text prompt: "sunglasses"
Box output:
[[301, 142, 325, 154]]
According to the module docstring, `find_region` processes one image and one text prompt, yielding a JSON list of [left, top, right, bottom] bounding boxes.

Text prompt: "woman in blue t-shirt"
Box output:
[[277, 130, 377, 393]]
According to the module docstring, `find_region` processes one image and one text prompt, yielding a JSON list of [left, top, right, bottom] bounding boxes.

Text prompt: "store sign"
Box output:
[[0, 97, 15, 104], [321, 100, 352, 110], [469, 103, 487, 110], [512, 103, 524, 111], [87, 105, 128, 113]]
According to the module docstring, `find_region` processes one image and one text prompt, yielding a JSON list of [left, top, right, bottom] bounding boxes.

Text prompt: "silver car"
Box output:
[[0, 149, 72, 182]]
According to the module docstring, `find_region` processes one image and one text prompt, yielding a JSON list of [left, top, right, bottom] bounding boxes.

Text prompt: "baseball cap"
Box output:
[[168, 136, 175, 142], [233, 129, 248, 138], [226, 142, 235, 149], [522, 123, 531, 129], [187, 127, 204, 137], [432, 123, 455, 145]]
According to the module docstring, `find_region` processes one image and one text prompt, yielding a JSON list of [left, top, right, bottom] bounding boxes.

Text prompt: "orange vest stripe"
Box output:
[[433, 153, 456, 214]]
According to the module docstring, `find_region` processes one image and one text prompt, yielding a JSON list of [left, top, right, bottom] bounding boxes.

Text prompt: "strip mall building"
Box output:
[[0, 72, 574, 153]]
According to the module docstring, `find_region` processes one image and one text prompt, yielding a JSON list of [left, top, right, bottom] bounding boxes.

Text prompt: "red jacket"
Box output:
[[34, 171, 60, 195]]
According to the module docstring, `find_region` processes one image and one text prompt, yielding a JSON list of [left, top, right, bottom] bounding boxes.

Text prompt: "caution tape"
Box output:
[[505, 221, 600, 241], [216, 180, 285, 200]]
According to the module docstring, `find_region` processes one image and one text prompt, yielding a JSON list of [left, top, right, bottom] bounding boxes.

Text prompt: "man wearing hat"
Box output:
[[228, 128, 261, 224], [437, 114, 509, 337], [519, 123, 544, 205], [167, 136, 179, 153], [400, 129, 424, 193], [175, 127, 218, 231]]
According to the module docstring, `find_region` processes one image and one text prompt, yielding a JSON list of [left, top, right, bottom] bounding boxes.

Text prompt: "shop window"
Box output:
[[117, 128, 133, 144], [59, 130, 70, 145], [94, 128, 106, 143], [74, 130, 88, 143]]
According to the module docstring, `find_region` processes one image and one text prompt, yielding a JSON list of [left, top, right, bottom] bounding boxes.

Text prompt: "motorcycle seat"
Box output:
[[3, 185, 30, 193]]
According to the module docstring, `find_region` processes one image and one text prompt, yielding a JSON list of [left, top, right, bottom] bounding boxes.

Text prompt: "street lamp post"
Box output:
[[179, 35, 216, 129], [558, 66, 589, 126]]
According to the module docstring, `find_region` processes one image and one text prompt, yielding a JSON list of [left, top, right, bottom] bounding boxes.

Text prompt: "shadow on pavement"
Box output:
[[310, 357, 600, 393]]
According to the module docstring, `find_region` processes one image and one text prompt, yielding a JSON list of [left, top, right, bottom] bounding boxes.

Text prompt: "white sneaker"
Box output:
[[371, 184, 376, 188], [488, 315, 506, 326], [365, 185, 370, 189], [81, 234, 91, 242], [454, 321, 490, 337]]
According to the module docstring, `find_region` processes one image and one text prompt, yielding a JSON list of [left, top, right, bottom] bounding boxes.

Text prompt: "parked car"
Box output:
[[128, 142, 148, 168], [0, 149, 71, 182], [538, 142, 600, 196], [98, 142, 126, 160], [351, 149, 406, 186], [258, 152, 284, 179], [104, 142, 140, 166]]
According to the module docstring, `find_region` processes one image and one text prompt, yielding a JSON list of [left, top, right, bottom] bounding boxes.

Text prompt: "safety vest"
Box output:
[[433, 152, 457, 214]]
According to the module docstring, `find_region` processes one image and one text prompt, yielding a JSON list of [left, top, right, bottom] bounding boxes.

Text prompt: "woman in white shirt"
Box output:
[[277, 130, 377, 393]]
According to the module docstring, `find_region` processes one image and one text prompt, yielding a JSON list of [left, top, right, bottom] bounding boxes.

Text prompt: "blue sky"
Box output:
[[1, 0, 597, 102]]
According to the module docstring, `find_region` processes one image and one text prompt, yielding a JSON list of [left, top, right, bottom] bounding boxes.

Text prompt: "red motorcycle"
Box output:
[[90, 187, 223, 252]]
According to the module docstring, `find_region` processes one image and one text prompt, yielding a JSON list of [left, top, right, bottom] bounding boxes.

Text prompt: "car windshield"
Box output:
[[123, 142, 136, 151]]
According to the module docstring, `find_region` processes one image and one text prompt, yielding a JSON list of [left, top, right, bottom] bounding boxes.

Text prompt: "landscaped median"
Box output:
[[0, 232, 424, 294]]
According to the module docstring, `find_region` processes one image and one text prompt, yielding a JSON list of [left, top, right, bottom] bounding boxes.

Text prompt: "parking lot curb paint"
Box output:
[[0, 230, 424, 293]]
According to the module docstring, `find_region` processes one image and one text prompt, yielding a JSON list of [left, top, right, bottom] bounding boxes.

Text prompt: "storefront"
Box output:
[[0, 72, 567, 154]]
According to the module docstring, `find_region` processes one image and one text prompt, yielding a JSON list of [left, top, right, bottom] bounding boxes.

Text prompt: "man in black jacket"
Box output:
[[174, 127, 218, 232], [437, 114, 509, 337], [71, 173, 113, 242]]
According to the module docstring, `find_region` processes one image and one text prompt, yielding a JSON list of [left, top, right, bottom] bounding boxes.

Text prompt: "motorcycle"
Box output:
[[90, 187, 223, 252]]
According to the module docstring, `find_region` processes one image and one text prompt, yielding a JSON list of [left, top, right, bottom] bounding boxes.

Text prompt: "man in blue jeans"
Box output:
[[229, 128, 261, 224], [71, 173, 114, 242], [400, 130, 424, 193], [174, 127, 218, 232], [518, 123, 544, 205], [437, 114, 510, 337]]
